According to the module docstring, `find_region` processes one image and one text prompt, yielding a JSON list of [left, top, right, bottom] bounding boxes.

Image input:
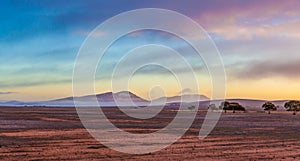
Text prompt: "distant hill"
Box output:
[[153, 94, 209, 103], [43, 91, 149, 106], [0, 91, 149, 107], [0, 91, 291, 110], [0, 100, 27, 106]]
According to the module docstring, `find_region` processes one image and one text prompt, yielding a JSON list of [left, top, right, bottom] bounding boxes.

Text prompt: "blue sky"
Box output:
[[1, 0, 300, 101]]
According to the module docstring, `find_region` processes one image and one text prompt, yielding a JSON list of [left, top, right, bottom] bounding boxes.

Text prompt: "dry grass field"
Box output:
[[1, 107, 300, 160]]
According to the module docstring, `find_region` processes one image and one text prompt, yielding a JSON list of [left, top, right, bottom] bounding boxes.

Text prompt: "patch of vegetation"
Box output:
[[284, 100, 300, 115], [208, 104, 219, 111], [219, 101, 245, 113], [262, 102, 277, 114], [187, 105, 196, 110]]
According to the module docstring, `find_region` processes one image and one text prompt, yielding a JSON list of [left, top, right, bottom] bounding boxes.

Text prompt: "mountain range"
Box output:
[[0, 91, 289, 110], [0, 91, 209, 107]]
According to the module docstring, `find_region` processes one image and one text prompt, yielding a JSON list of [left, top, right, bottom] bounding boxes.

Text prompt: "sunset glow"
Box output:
[[1, 0, 300, 101]]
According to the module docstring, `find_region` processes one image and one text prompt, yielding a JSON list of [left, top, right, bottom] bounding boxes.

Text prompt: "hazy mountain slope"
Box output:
[[153, 94, 209, 103]]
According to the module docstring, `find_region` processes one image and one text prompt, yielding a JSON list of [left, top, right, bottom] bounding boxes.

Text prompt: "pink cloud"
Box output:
[[191, 0, 300, 40]]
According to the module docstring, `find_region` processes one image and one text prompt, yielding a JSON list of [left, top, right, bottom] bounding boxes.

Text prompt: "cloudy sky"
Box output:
[[1, 0, 300, 101]]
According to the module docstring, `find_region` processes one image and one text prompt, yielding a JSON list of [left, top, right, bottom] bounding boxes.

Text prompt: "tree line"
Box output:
[[261, 100, 300, 115], [207, 100, 300, 115]]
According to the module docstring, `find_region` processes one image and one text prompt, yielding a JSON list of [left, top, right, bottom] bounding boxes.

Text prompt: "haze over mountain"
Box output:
[[153, 94, 209, 103]]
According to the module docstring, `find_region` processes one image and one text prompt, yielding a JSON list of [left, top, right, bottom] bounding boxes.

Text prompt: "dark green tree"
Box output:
[[262, 102, 276, 114], [284, 100, 300, 115], [219, 101, 229, 113], [219, 101, 245, 113]]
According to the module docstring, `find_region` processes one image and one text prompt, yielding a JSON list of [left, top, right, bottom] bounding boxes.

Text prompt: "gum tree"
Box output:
[[262, 102, 276, 114], [284, 100, 300, 115]]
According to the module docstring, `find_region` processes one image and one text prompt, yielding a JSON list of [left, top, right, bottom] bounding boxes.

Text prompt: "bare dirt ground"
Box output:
[[0, 107, 300, 160]]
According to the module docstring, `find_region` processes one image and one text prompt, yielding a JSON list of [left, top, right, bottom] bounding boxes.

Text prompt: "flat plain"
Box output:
[[0, 107, 300, 160]]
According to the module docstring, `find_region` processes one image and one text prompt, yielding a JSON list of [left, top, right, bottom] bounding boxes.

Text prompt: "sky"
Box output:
[[1, 0, 300, 101]]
